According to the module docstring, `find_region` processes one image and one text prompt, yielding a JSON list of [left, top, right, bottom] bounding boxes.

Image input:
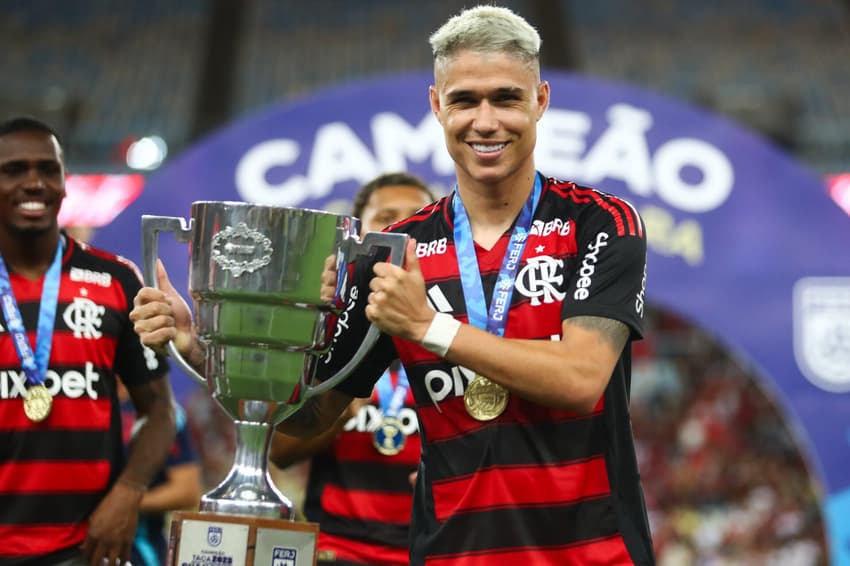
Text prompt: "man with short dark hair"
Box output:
[[0, 116, 176, 566]]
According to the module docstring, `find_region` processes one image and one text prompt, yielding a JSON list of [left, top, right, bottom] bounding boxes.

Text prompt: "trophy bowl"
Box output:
[[142, 201, 407, 520]]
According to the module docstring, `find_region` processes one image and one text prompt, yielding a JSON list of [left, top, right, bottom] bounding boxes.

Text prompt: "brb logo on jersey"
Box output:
[[416, 237, 448, 258], [63, 296, 105, 339], [70, 268, 112, 287], [530, 218, 572, 237]]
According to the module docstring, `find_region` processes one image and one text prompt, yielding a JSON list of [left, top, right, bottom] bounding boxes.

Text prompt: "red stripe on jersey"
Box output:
[[417, 248, 460, 280], [0, 523, 87, 559], [395, 338, 456, 365], [418, 395, 601, 443], [318, 531, 409, 565], [0, 461, 110, 493], [320, 483, 414, 524], [610, 195, 643, 238], [59, 279, 130, 312], [0, 397, 112, 431], [424, 533, 632, 565], [431, 456, 611, 522], [332, 429, 421, 466]]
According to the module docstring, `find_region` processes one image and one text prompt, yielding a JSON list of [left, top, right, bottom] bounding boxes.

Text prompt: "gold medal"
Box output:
[[23, 384, 53, 422], [372, 416, 407, 456], [464, 375, 509, 421]]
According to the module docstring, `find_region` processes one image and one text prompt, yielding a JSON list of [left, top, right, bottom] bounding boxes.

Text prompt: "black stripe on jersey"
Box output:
[[0, 493, 101, 525], [389, 200, 443, 231], [314, 513, 410, 549], [426, 496, 619, 558], [311, 458, 417, 494], [0, 430, 112, 461], [428, 414, 605, 482]]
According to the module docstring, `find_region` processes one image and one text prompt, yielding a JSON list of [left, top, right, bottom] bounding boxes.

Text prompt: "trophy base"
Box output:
[[167, 511, 318, 566]]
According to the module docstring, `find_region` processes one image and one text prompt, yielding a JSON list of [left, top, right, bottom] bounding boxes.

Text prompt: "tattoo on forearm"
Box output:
[[569, 316, 629, 352]]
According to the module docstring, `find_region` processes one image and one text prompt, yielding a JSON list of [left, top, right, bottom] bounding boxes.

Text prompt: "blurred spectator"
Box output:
[[632, 308, 828, 566], [118, 381, 202, 566]]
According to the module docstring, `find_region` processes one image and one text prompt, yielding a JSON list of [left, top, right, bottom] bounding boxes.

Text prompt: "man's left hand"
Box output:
[[81, 481, 144, 566]]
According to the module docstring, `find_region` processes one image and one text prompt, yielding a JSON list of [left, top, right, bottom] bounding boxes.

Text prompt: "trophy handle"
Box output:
[[140, 215, 207, 386], [304, 231, 409, 398]]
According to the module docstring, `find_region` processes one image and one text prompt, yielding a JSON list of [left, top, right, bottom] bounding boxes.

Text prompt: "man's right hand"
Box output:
[[130, 259, 198, 362]]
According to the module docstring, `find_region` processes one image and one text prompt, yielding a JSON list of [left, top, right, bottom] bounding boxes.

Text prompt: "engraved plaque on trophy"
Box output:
[[141, 201, 407, 566]]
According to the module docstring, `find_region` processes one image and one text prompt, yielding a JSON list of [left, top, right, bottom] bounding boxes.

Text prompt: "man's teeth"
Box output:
[[472, 143, 506, 153], [19, 202, 46, 211]]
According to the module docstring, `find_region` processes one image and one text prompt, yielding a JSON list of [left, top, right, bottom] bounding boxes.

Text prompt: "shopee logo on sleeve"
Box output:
[[574, 232, 609, 301]]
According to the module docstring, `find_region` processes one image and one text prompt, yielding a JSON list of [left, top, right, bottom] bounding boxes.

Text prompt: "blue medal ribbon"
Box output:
[[375, 363, 410, 419], [0, 240, 64, 388], [452, 173, 542, 335], [373, 363, 410, 455]]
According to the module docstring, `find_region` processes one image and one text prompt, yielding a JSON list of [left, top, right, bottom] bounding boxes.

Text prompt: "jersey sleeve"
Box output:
[[562, 200, 647, 339], [113, 260, 170, 386], [316, 253, 396, 398]]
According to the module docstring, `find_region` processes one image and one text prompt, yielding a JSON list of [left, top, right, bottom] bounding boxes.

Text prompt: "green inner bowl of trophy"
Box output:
[[210, 301, 326, 349], [207, 344, 312, 405]]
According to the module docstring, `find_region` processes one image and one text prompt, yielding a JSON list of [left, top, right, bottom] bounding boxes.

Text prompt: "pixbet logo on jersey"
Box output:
[[424, 365, 475, 407], [344, 404, 419, 435], [1, 362, 102, 400]]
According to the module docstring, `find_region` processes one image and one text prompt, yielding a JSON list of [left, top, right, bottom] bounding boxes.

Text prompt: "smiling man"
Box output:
[[0, 116, 176, 566], [131, 6, 655, 565]]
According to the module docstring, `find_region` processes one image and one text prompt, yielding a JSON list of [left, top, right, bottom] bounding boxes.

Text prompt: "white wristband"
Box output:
[[420, 312, 462, 357]]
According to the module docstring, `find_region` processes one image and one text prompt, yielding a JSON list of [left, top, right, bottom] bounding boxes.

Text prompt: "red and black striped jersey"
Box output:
[[305, 361, 420, 566], [0, 236, 169, 564], [323, 175, 654, 565]]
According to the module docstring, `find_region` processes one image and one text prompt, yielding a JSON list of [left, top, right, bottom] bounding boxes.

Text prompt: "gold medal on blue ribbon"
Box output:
[[463, 374, 509, 421], [23, 384, 53, 422], [452, 176, 540, 422], [372, 416, 407, 456], [0, 241, 64, 425]]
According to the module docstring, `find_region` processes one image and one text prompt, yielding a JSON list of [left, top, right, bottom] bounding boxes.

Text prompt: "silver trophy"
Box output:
[[142, 201, 406, 523]]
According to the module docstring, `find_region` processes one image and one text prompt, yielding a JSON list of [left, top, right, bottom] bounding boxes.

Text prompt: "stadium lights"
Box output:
[[126, 135, 168, 170]]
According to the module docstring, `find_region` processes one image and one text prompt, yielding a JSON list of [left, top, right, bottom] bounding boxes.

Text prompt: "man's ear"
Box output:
[[429, 85, 443, 124], [536, 80, 550, 120]]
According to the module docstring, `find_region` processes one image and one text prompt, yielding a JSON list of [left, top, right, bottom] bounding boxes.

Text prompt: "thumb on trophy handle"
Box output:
[[403, 238, 421, 275], [155, 258, 177, 294]]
